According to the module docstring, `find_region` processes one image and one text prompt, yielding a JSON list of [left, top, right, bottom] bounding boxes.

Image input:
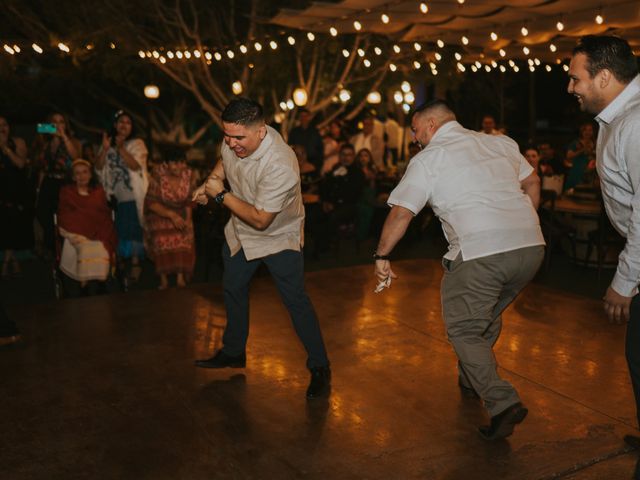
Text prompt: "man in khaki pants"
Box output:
[[374, 100, 545, 440]]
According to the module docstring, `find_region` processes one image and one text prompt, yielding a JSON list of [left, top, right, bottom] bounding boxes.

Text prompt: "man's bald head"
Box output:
[[412, 100, 456, 126], [410, 100, 456, 147]]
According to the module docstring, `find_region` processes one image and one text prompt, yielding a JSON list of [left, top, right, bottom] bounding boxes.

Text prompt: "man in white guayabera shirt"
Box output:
[[192, 98, 330, 399], [567, 35, 640, 463], [374, 100, 545, 441]]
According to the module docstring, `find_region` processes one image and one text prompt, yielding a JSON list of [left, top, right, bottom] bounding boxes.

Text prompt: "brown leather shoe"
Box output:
[[479, 402, 528, 441]]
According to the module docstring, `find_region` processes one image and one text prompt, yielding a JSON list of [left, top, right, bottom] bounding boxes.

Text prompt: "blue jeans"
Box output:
[[221, 243, 329, 369]]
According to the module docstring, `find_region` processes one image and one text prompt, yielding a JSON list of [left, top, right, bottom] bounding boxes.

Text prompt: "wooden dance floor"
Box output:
[[1, 259, 638, 479]]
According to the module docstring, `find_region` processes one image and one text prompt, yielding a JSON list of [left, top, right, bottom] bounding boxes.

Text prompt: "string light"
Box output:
[[420, 3, 428, 14], [401, 81, 411, 92], [367, 91, 382, 104], [413, 60, 421, 69], [357, 48, 365, 57], [363, 59, 371, 67], [32, 43, 43, 54], [429, 62, 436, 69], [471, 65, 478, 72], [286, 99, 295, 110], [287, 36, 296, 45], [484, 65, 491, 72], [534, 58, 541, 66], [381, 13, 390, 24], [13, 45, 20, 53], [204, 52, 211, 60], [500, 65, 506, 72], [176, 51, 184, 59], [529, 65, 535, 72], [431, 68, 438, 75], [393, 44, 401, 53], [393, 91, 403, 104], [339, 89, 351, 102], [437, 39, 444, 48], [457, 63, 466, 72], [513, 66, 520, 72], [595, 13, 604, 24], [254, 42, 262, 51], [545, 65, 552, 72], [508, 60, 515, 67], [138, 50, 145, 58], [457, 0, 465, 4], [109, 43, 116, 49], [499, 48, 506, 57], [434, 52, 442, 61], [193, 50, 201, 58], [307, 32, 315, 41], [414, 42, 422, 51], [563, 64, 569, 72], [474, 61, 481, 68], [389, 63, 397, 72], [239, 45, 248, 54], [556, 20, 564, 31], [183, 50, 191, 59], [374, 47, 382, 55], [461, 36, 469, 45], [330, 27, 338, 36], [269, 40, 278, 50], [226, 50, 234, 59], [279, 101, 288, 111], [454, 52, 462, 61], [353, 20, 362, 31], [404, 92, 415, 104], [214, 52, 222, 61], [549, 44, 557, 52], [491, 60, 498, 68], [3, 44, 15, 55], [342, 49, 350, 58], [57, 42, 70, 53], [523, 46, 530, 55], [521, 26, 529, 36], [490, 32, 498, 41], [152, 50, 160, 58], [159, 56, 166, 64]]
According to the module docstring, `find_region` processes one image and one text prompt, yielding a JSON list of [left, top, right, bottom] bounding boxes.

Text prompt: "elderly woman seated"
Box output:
[[57, 159, 117, 291]]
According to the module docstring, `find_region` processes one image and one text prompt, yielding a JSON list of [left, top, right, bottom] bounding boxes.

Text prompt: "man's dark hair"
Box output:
[[221, 98, 265, 126], [339, 143, 356, 153], [573, 35, 638, 83]]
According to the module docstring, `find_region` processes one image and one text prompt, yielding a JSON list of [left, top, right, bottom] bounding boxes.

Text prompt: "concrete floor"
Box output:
[[1, 259, 638, 479]]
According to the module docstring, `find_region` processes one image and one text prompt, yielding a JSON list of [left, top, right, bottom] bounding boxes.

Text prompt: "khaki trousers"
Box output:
[[441, 245, 544, 416]]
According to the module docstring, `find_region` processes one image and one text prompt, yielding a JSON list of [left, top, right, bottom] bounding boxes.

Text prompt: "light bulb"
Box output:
[[461, 36, 469, 45], [353, 21, 362, 31], [381, 13, 390, 24], [595, 14, 604, 24], [490, 32, 498, 41], [556, 21, 564, 31], [521, 26, 529, 36], [307, 32, 315, 41], [330, 27, 338, 36], [420, 3, 428, 14]]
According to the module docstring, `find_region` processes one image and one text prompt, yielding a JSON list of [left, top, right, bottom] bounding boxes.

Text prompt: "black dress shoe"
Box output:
[[625, 434, 640, 450], [195, 350, 246, 369], [478, 402, 528, 441], [458, 378, 480, 399], [306, 366, 331, 399]]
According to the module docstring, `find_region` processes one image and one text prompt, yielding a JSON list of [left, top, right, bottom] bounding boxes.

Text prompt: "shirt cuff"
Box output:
[[610, 272, 639, 297]]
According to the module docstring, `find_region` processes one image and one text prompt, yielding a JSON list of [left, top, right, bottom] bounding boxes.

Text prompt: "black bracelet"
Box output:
[[373, 252, 390, 261]]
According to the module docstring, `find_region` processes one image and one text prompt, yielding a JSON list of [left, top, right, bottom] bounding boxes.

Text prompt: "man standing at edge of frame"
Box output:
[[567, 35, 640, 473]]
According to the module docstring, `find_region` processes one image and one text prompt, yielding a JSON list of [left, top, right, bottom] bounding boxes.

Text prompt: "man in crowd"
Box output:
[[479, 114, 502, 135], [351, 116, 385, 171], [288, 108, 324, 172], [192, 98, 331, 399], [374, 100, 544, 440], [567, 35, 640, 463]]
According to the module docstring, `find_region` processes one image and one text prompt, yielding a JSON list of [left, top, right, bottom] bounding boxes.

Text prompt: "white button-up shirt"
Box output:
[[388, 121, 544, 261], [222, 125, 305, 260], [595, 75, 640, 296]]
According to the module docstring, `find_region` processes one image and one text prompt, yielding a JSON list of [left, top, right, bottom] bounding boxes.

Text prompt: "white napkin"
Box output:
[[374, 276, 391, 293]]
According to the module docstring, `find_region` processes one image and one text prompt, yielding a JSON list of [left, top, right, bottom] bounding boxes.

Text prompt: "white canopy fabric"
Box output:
[[269, 0, 640, 62]]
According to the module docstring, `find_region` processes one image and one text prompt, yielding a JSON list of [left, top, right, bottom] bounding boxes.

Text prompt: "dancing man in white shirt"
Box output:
[[374, 99, 545, 440], [567, 35, 640, 459]]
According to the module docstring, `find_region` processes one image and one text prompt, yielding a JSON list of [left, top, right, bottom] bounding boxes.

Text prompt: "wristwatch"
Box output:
[[373, 252, 390, 261], [214, 189, 229, 205]]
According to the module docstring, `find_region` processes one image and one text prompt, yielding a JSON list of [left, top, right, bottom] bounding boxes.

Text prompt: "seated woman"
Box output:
[[144, 152, 196, 289], [57, 159, 117, 291]]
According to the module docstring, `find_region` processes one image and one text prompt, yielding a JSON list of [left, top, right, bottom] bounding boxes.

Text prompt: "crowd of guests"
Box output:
[[0, 111, 197, 295], [0, 108, 596, 296]]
